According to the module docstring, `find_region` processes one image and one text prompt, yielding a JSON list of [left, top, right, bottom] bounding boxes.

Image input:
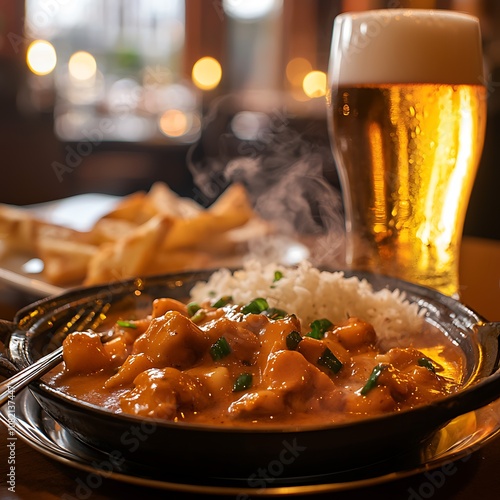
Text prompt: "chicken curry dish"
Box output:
[[46, 293, 464, 427]]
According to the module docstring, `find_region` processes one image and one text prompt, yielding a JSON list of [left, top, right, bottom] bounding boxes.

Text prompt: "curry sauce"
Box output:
[[45, 296, 464, 427]]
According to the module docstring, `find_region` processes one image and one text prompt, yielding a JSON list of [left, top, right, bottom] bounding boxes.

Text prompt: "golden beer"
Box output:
[[328, 10, 486, 296], [330, 83, 486, 295]]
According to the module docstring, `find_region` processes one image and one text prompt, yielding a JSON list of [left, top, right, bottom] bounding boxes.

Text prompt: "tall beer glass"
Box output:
[[328, 10, 486, 296]]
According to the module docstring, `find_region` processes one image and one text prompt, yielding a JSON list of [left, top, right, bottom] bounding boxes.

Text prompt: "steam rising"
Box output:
[[188, 121, 346, 269]]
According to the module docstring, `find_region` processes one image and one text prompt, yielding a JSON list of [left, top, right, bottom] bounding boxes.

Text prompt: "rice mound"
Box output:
[[190, 260, 426, 343]]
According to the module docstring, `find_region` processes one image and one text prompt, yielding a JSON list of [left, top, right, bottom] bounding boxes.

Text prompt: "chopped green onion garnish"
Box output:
[[187, 302, 201, 316], [233, 373, 253, 392], [418, 357, 436, 373], [209, 336, 231, 361], [317, 347, 343, 374], [286, 330, 303, 350], [264, 307, 288, 320], [306, 318, 333, 339], [273, 270, 283, 282], [305, 330, 322, 340], [360, 364, 387, 395], [116, 320, 137, 329], [190, 309, 206, 323], [241, 298, 269, 315], [212, 295, 232, 308]]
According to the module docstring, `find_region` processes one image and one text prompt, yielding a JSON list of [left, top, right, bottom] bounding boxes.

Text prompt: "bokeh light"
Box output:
[[302, 70, 327, 98], [68, 51, 97, 81], [223, 0, 282, 20], [159, 109, 189, 137], [286, 57, 312, 86], [192, 57, 222, 91], [26, 40, 57, 76]]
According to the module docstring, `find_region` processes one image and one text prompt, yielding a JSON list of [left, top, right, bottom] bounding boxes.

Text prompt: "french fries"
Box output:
[[0, 205, 45, 254], [85, 214, 174, 285], [0, 182, 271, 286], [37, 237, 97, 285]]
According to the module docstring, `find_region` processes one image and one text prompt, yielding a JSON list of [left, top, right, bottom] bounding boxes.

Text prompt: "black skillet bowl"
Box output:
[[1, 269, 500, 480]]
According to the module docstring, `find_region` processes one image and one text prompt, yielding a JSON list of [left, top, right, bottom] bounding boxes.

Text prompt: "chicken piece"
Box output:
[[297, 336, 351, 375], [379, 362, 457, 407], [207, 317, 261, 364], [348, 354, 455, 415], [102, 336, 129, 368], [132, 311, 210, 369], [402, 365, 457, 403], [104, 352, 156, 389], [264, 350, 341, 411], [114, 317, 152, 344], [328, 317, 377, 352], [152, 298, 188, 318], [63, 331, 111, 375], [257, 315, 302, 363], [385, 347, 444, 372], [120, 367, 210, 420], [230, 350, 343, 419], [377, 365, 414, 402], [344, 385, 397, 415], [348, 352, 384, 385], [107, 319, 150, 351], [240, 313, 270, 334], [228, 390, 284, 418], [186, 366, 233, 398]]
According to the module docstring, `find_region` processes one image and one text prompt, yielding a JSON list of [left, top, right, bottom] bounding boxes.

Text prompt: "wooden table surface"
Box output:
[[1, 236, 499, 500]]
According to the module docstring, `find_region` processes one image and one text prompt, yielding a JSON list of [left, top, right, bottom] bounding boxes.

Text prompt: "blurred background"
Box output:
[[0, 0, 498, 239]]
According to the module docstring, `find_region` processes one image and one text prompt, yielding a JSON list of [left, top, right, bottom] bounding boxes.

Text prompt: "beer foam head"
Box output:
[[329, 9, 484, 86]]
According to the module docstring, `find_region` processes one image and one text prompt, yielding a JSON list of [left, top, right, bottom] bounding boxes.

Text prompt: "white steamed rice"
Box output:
[[190, 260, 426, 343]]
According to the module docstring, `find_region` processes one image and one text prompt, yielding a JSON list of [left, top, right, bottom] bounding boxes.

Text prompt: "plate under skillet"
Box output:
[[2, 390, 500, 496]]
